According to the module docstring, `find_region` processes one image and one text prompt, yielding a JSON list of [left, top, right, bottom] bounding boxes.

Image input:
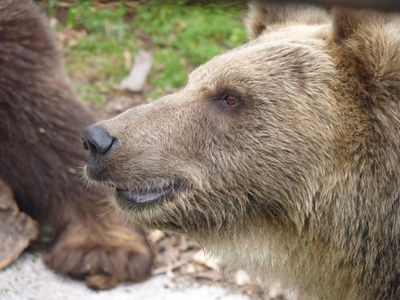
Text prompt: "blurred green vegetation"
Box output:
[[41, 0, 248, 101]]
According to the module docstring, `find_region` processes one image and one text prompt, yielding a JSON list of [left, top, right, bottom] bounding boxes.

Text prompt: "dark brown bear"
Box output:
[[83, 1, 400, 299], [0, 0, 152, 290]]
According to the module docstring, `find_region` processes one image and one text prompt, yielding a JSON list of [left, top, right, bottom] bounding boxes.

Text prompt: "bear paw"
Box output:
[[44, 220, 153, 290]]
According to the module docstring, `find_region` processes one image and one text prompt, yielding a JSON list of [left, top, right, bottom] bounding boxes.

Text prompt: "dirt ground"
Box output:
[[0, 252, 251, 300]]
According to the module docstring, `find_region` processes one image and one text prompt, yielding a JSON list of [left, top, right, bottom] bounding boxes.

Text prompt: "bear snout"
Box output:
[[82, 124, 117, 168]]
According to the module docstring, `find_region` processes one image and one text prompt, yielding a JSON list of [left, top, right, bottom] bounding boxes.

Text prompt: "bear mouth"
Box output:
[[116, 186, 173, 204]]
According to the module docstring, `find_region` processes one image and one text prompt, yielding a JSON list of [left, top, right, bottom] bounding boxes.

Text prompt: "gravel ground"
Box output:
[[0, 253, 250, 300]]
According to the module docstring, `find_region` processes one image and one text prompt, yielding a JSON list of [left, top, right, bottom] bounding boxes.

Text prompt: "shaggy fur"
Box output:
[[0, 0, 152, 289], [84, 2, 400, 299]]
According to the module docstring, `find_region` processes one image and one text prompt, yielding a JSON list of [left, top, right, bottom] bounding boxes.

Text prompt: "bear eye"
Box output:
[[222, 95, 240, 106]]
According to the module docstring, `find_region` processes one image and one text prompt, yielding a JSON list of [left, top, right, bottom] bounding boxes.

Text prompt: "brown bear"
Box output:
[[0, 0, 152, 290], [82, 1, 400, 299]]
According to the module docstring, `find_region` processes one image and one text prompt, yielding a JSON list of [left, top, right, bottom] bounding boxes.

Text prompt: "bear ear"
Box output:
[[331, 9, 386, 44], [331, 8, 400, 86], [246, 1, 329, 40]]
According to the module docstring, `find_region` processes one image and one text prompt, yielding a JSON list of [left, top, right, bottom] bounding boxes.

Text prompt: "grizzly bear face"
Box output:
[[84, 14, 336, 235], [83, 3, 400, 299]]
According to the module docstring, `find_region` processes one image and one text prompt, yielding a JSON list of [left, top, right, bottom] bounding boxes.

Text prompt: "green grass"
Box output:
[[43, 0, 248, 102]]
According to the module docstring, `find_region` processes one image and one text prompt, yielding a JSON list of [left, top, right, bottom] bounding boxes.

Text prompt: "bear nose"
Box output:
[[82, 124, 116, 161]]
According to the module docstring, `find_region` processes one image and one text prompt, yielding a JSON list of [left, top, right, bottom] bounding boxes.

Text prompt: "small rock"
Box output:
[[192, 250, 220, 271], [235, 269, 251, 286], [148, 230, 166, 244]]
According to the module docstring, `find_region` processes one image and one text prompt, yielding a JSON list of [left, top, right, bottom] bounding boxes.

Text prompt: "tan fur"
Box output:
[[84, 2, 400, 299]]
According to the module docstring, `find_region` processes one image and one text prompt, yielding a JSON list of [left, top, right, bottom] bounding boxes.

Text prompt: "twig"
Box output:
[[152, 256, 193, 276]]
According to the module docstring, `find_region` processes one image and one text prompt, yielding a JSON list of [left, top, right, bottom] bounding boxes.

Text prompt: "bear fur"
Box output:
[[0, 0, 152, 289], [83, 1, 400, 299]]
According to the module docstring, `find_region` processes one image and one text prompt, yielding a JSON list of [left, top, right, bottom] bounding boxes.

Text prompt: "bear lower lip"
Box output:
[[116, 186, 172, 204]]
